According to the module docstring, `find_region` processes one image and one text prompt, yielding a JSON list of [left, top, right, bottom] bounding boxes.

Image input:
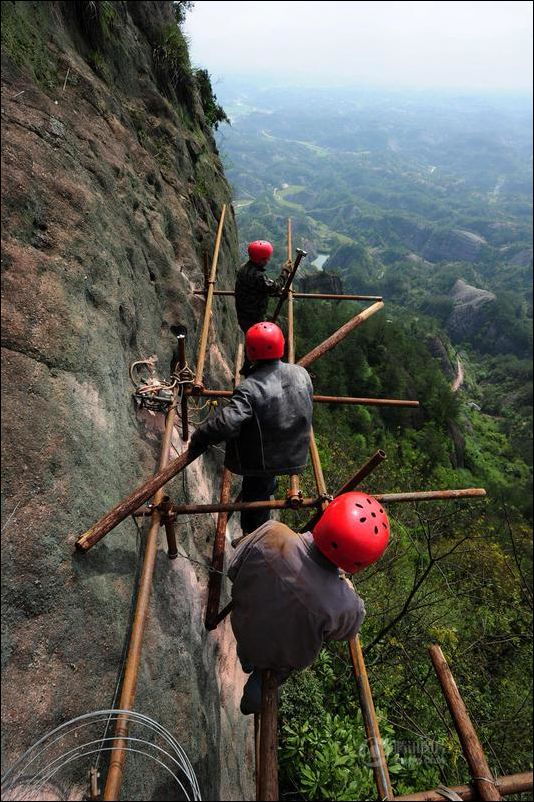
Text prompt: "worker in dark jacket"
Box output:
[[228, 492, 390, 714], [235, 241, 291, 374], [188, 322, 313, 535]]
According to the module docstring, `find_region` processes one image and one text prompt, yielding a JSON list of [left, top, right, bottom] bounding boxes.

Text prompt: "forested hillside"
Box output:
[[216, 81, 533, 799]]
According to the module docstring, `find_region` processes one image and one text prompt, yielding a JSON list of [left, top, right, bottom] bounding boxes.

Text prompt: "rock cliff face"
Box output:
[[1, 3, 254, 798]]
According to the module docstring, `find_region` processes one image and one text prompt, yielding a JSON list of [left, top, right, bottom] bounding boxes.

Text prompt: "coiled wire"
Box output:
[[1, 709, 201, 801]]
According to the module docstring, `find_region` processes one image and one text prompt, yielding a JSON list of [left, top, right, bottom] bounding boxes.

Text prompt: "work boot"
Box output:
[[240, 670, 282, 715], [240, 670, 262, 715]]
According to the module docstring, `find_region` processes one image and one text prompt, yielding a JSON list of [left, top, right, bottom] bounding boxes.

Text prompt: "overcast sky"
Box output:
[[183, 1, 533, 91]]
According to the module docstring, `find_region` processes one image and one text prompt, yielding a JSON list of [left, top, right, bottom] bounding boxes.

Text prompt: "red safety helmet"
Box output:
[[245, 322, 285, 361], [248, 240, 274, 264], [312, 492, 390, 573]]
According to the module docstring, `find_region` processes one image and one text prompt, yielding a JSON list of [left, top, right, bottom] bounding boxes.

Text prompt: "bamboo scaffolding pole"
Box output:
[[309, 428, 328, 513], [205, 344, 242, 630], [205, 467, 232, 630], [428, 645, 502, 801], [103, 373, 179, 800], [193, 204, 227, 392], [193, 289, 384, 301], [177, 334, 189, 441], [349, 636, 394, 801], [254, 713, 261, 801], [164, 519, 178, 559], [393, 772, 533, 801], [293, 292, 383, 301], [301, 449, 387, 533], [373, 488, 486, 504], [258, 670, 279, 801], [75, 449, 195, 552], [285, 220, 300, 507], [307, 429, 393, 800], [287, 219, 296, 366], [297, 301, 384, 369], [136, 497, 319, 518], [192, 388, 420, 408], [336, 449, 387, 494], [132, 487, 486, 522]]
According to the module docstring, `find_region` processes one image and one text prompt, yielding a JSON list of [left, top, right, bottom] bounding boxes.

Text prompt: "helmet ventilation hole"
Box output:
[[355, 503, 363, 508], [382, 522, 388, 529], [359, 517, 367, 523], [371, 512, 376, 517], [367, 498, 372, 504], [374, 526, 379, 534], [379, 508, 384, 513]]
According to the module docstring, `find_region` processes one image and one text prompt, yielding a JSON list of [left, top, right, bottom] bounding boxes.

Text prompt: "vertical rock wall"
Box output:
[[1, 2, 254, 798]]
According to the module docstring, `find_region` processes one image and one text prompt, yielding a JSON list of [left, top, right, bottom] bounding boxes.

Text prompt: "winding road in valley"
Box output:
[[451, 356, 464, 392]]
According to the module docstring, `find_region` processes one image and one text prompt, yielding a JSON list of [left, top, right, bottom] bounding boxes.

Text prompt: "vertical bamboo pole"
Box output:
[[258, 670, 279, 801], [254, 712, 261, 801], [428, 645, 502, 801], [103, 389, 178, 800], [205, 343, 243, 630], [177, 334, 189, 442], [164, 520, 178, 559], [287, 218, 295, 365], [309, 428, 328, 512], [349, 636, 394, 801], [194, 205, 227, 391], [285, 218, 301, 507], [308, 433, 393, 800]]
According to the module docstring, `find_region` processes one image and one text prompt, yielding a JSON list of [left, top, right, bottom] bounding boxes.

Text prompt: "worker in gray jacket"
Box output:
[[228, 492, 390, 714], [188, 322, 313, 536]]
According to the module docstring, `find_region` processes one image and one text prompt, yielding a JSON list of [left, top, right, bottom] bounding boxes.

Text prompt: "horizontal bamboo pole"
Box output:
[[428, 644, 502, 800], [297, 301, 384, 369], [166, 497, 317, 517], [393, 772, 533, 801], [134, 487, 486, 522], [373, 488, 486, 504], [193, 289, 383, 301], [192, 388, 419, 408], [75, 450, 196, 552]]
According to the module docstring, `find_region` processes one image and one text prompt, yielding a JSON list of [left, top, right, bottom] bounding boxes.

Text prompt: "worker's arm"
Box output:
[[324, 585, 366, 642], [188, 385, 254, 457], [249, 262, 291, 296]]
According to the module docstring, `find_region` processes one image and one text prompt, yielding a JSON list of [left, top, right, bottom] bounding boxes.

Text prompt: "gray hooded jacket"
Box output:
[[189, 360, 313, 476]]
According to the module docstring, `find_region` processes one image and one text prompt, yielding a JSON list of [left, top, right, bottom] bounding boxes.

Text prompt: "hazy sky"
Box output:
[[184, 1, 533, 91]]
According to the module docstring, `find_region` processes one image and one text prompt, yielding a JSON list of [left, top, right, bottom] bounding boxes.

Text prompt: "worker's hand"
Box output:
[[187, 437, 207, 460]]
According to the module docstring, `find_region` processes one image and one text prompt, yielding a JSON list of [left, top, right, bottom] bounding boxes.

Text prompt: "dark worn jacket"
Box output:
[[189, 360, 313, 476], [235, 260, 289, 333], [228, 522, 366, 671]]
